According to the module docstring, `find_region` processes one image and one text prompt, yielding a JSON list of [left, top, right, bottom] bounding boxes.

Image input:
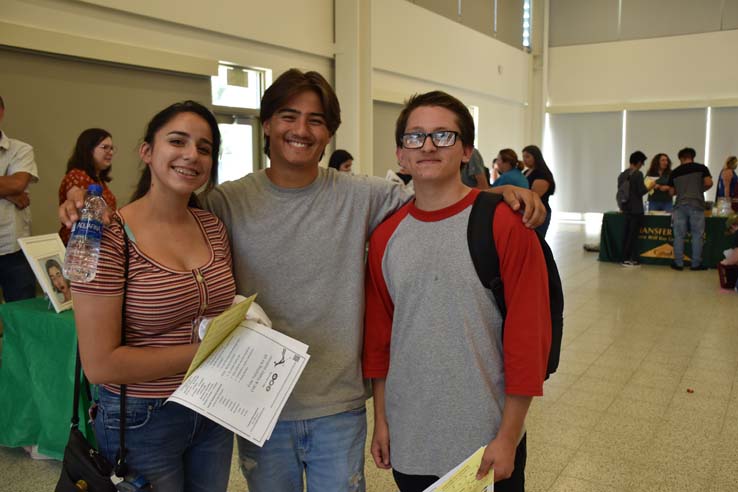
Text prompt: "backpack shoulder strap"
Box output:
[[467, 191, 507, 318]]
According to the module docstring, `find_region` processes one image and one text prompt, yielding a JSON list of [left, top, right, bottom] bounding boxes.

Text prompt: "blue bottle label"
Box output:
[[71, 219, 103, 242]]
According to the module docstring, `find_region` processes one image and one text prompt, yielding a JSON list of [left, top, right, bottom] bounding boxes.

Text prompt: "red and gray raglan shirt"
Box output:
[[363, 188, 551, 477]]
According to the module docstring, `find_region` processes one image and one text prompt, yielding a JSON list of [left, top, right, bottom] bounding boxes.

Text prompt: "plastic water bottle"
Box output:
[[63, 184, 107, 282]]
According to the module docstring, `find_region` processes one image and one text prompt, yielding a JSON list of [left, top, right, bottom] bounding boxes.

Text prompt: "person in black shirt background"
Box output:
[[522, 145, 556, 238], [617, 151, 652, 266]]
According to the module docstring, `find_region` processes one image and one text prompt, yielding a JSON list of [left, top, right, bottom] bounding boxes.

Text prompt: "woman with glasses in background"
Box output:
[[58, 128, 118, 244]]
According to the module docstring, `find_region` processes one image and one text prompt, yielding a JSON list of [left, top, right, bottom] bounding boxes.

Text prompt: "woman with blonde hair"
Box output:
[[715, 155, 738, 212]]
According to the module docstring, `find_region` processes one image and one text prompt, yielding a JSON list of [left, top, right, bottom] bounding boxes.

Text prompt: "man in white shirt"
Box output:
[[0, 96, 39, 301]]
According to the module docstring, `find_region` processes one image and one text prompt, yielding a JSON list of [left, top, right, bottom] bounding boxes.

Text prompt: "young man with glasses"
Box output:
[[363, 91, 551, 492], [60, 71, 546, 492]]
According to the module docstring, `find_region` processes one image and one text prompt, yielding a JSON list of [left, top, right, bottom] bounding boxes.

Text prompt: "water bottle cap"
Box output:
[[87, 184, 103, 195]]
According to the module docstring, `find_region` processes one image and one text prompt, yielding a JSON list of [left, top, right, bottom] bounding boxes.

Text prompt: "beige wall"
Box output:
[[548, 29, 738, 110], [370, 0, 529, 175], [79, 0, 335, 58], [372, 101, 403, 181], [0, 48, 211, 237], [412, 0, 525, 50], [1, 0, 333, 78], [373, 0, 529, 106]]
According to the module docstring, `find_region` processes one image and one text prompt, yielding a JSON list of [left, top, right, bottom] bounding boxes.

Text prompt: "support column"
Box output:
[[525, 0, 548, 148], [334, 0, 373, 175]]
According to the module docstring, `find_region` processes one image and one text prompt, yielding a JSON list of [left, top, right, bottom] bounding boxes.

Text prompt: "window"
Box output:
[[211, 64, 266, 109], [211, 63, 270, 182]]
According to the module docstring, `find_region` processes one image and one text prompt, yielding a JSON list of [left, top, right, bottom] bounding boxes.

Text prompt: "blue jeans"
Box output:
[[94, 387, 233, 492], [238, 406, 367, 492], [649, 200, 673, 212], [672, 205, 705, 267], [0, 250, 36, 302]]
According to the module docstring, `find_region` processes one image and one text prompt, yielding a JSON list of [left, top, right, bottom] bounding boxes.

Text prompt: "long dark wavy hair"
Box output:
[[646, 153, 672, 177], [66, 128, 113, 183], [130, 101, 220, 208], [522, 144, 556, 195]]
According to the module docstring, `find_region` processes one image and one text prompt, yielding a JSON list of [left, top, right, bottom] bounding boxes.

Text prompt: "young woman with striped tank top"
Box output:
[[71, 101, 237, 492]]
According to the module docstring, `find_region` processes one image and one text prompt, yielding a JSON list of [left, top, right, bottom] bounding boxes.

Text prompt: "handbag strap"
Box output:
[[114, 222, 131, 477], [67, 217, 132, 476], [70, 348, 84, 429]]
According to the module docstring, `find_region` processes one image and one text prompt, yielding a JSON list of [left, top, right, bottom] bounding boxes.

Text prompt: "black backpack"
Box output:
[[466, 192, 564, 380], [616, 170, 634, 210]]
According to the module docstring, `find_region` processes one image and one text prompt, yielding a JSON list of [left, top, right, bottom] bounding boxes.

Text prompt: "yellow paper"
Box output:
[[433, 446, 494, 492], [184, 294, 256, 379]]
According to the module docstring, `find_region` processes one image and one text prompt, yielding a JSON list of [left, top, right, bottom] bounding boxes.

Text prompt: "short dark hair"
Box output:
[[66, 128, 113, 183], [629, 151, 647, 165], [0, 96, 4, 109], [395, 91, 475, 148], [131, 100, 220, 208], [260, 69, 341, 157], [677, 147, 696, 160], [328, 149, 353, 169]]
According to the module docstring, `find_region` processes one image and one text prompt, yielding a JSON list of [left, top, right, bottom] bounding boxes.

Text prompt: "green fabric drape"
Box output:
[[0, 297, 92, 460]]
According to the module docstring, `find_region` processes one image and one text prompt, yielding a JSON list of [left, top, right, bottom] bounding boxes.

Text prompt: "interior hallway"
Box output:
[[1, 221, 737, 492]]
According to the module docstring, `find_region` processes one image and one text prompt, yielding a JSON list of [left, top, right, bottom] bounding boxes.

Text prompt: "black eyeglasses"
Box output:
[[401, 131, 459, 149]]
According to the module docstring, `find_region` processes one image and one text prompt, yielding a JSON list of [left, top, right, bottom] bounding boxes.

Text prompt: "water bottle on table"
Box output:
[[63, 184, 107, 283]]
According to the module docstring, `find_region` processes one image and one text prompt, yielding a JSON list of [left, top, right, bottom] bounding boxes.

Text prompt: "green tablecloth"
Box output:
[[599, 212, 733, 267], [0, 297, 92, 460]]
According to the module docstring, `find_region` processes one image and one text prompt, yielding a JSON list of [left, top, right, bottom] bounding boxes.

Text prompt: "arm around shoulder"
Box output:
[[367, 177, 412, 232], [486, 185, 547, 229]]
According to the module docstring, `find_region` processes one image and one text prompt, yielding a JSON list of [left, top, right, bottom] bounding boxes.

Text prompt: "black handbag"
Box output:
[[55, 225, 132, 492], [54, 349, 120, 492]]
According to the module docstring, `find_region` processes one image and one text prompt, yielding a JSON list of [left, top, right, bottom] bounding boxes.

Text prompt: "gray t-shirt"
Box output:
[[202, 168, 410, 420], [668, 162, 711, 209], [461, 148, 485, 187], [381, 205, 506, 476]]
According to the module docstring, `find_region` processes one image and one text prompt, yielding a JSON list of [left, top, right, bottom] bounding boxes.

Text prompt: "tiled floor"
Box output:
[[1, 221, 736, 492]]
